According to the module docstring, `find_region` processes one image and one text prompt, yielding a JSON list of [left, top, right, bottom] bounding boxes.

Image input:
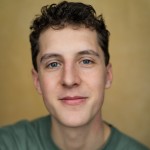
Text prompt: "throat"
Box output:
[[51, 118, 110, 150]]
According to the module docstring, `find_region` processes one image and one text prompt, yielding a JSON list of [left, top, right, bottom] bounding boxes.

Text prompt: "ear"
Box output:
[[105, 63, 113, 89], [31, 69, 42, 94]]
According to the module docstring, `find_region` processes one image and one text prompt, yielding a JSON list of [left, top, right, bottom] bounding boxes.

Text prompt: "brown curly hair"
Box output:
[[29, 1, 110, 71]]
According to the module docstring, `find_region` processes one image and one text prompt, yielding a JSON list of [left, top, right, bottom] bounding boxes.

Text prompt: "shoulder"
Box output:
[[103, 124, 149, 150], [0, 120, 32, 149], [0, 116, 50, 150]]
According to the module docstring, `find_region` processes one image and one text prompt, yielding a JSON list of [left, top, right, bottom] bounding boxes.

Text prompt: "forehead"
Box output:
[[38, 26, 102, 56]]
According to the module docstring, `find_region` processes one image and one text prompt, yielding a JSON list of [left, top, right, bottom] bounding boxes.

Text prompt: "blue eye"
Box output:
[[47, 62, 60, 69], [82, 59, 92, 64]]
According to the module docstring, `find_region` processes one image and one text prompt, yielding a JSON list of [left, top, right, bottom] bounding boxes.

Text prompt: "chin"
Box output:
[[56, 113, 92, 128], [62, 120, 88, 128]]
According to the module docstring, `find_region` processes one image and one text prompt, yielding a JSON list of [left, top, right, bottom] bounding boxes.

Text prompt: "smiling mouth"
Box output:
[[59, 96, 87, 105]]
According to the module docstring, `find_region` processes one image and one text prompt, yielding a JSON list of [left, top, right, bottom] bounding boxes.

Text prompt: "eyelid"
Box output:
[[79, 56, 95, 62], [79, 57, 95, 65], [45, 60, 62, 69], [40, 53, 62, 64]]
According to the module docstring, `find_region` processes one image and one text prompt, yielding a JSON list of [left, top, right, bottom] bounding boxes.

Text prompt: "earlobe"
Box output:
[[105, 63, 113, 89], [31, 69, 42, 94]]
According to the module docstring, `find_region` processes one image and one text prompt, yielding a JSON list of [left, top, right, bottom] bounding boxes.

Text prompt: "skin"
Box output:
[[32, 26, 113, 150]]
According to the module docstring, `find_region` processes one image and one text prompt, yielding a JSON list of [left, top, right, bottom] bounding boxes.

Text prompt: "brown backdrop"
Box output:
[[0, 0, 150, 147]]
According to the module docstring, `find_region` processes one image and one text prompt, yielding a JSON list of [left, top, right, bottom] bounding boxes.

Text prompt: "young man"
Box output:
[[0, 1, 149, 150]]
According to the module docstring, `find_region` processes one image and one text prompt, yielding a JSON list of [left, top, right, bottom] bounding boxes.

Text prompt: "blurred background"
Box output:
[[0, 0, 150, 147]]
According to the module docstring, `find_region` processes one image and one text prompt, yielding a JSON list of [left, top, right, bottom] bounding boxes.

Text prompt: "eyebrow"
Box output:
[[77, 50, 100, 57], [40, 50, 100, 63], [40, 53, 62, 63]]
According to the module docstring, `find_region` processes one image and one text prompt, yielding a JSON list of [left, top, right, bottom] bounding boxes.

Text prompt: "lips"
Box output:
[[59, 96, 87, 105]]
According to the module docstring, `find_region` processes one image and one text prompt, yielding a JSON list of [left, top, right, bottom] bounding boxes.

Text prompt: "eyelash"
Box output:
[[81, 59, 93, 64], [80, 58, 95, 66], [45, 58, 95, 70], [46, 61, 61, 69]]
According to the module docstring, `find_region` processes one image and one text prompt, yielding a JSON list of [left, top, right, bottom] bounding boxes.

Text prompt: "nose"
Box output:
[[61, 64, 81, 88]]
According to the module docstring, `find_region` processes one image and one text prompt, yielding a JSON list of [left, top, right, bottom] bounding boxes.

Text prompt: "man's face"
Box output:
[[32, 26, 112, 127]]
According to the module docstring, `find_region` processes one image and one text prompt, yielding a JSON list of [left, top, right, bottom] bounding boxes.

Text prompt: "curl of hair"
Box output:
[[30, 1, 110, 71]]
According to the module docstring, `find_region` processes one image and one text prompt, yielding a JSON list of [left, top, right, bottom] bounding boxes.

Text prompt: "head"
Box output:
[[29, 1, 110, 71], [30, 1, 112, 128]]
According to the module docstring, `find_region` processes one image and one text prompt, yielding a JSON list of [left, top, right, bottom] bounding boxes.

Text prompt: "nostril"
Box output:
[[62, 82, 79, 89]]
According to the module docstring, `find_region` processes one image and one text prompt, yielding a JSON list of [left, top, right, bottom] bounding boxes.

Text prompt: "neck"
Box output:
[[51, 115, 110, 150]]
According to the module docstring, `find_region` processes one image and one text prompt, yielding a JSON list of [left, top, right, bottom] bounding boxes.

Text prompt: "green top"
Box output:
[[0, 115, 149, 150]]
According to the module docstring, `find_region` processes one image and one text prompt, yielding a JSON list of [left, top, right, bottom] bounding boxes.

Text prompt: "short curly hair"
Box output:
[[29, 1, 110, 71]]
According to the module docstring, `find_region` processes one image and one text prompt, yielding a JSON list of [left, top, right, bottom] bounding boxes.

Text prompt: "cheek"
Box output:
[[39, 74, 59, 97], [39, 76, 58, 110], [82, 69, 106, 89]]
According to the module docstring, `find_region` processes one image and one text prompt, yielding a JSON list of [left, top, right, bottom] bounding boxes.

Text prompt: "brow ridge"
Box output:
[[40, 53, 62, 63], [40, 49, 100, 63], [77, 50, 100, 57]]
